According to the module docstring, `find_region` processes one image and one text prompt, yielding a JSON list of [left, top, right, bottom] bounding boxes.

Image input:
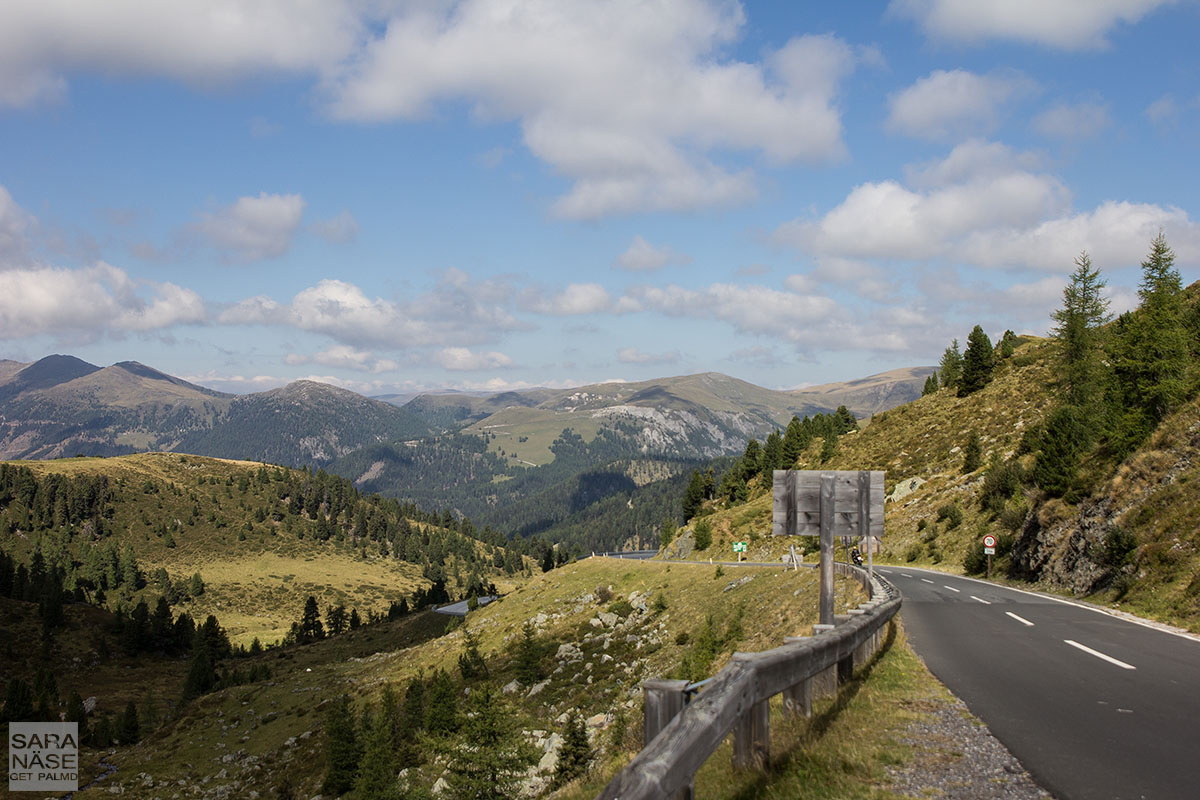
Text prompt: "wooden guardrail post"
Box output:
[[811, 623, 838, 698], [782, 636, 814, 718], [642, 679, 693, 800], [732, 698, 770, 770]]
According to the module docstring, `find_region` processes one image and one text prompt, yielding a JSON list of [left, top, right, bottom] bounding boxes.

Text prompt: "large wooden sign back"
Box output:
[[771, 470, 885, 539]]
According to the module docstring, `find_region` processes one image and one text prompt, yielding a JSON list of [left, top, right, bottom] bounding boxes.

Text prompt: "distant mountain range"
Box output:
[[0, 355, 428, 463], [1, 354, 932, 549]]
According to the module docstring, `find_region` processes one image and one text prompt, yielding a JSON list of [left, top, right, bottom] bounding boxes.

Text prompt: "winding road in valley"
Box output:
[[882, 566, 1200, 800]]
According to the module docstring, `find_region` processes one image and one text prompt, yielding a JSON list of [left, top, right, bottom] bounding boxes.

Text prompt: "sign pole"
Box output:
[[819, 472, 835, 626]]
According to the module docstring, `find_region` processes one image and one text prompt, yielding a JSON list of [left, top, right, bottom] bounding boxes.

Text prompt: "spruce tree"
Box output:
[[939, 339, 963, 389], [354, 707, 400, 800], [515, 620, 542, 686], [958, 325, 996, 396], [962, 432, 982, 474], [442, 685, 537, 800], [425, 669, 459, 736], [1114, 233, 1188, 423], [760, 430, 784, 475], [1033, 406, 1090, 497], [299, 595, 324, 643], [119, 701, 140, 744], [781, 416, 806, 466], [553, 711, 593, 788], [322, 694, 361, 797], [922, 373, 938, 396], [1052, 252, 1111, 411]]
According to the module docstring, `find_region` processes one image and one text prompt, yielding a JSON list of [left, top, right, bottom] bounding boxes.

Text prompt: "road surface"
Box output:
[[880, 566, 1200, 800]]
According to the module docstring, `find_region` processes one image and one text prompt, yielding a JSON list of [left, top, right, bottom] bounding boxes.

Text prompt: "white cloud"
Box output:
[[615, 235, 690, 271], [220, 270, 529, 350], [0, 262, 205, 339], [309, 210, 359, 244], [285, 345, 398, 374], [886, 69, 1034, 140], [0, 185, 35, 262], [195, 192, 306, 261], [325, 2, 859, 216], [777, 141, 1200, 273], [520, 283, 611, 315], [432, 347, 515, 371], [889, 0, 1175, 50], [0, 0, 366, 107], [617, 346, 680, 365], [1032, 101, 1111, 139], [1145, 94, 1178, 127]]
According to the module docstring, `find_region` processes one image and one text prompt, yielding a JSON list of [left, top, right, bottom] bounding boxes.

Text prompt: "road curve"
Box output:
[[881, 566, 1200, 800]]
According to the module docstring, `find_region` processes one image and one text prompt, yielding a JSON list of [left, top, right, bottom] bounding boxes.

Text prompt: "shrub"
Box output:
[[713, 565, 724, 579], [609, 598, 634, 618], [693, 519, 713, 551], [595, 585, 613, 604], [963, 541, 987, 574], [936, 503, 963, 529], [651, 593, 668, 613], [916, 519, 927, 532], [904, 544, 923, 562], [998, 505, 1028, 533], [1101, 527, 1138, 568], [981, 460, 1025, 513]]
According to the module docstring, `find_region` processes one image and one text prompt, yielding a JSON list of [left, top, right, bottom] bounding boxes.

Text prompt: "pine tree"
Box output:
[[299, 595, 324, 643], [457, 627, 489, 680], [739, 439, 763, 482], [922, 373, 939, 396], [962, 432, 982, 474], [760, 430, 784, 475], [354, 706, 400, 800], [693, 518, 713, 551], [939, 339, 963, 389], [515, 620, 542, 686], [832, 405, 858, 433], [1033, 406, 1090, 497], [781, 416, 806, 466], [119, 700, 140, 744], [553, 711, 593, 788], [958, 325, 996, 396], [322, 694, 361, 797], [1114, 233, 1188, 423], [1052, 252, 1111, 411], [819, 431, 837, 464], [425, 669, 459, 736], [442, 685, 537, 800]]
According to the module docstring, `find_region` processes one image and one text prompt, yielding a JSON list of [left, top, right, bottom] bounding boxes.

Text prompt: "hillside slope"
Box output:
[[1, 453, 522, 644]]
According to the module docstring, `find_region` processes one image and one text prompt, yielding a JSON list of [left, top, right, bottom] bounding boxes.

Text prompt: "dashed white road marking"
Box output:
[[1006, 612, 1035, 627], [970, 596, 991, 604], [921, 578, 934, 584], [901, 573, 913, 578], [879, 569, 893, 574], [1065, 639, 1136, 670], [943, 585, 960, 592]]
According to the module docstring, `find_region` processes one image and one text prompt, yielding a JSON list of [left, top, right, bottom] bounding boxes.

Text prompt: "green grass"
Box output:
[[468, 406, 604, 466]]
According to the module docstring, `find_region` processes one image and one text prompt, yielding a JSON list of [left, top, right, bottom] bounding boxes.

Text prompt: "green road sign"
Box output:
[[732, 541, 747, 552]]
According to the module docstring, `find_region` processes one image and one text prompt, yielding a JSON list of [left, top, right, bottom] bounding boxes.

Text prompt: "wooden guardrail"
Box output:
[[595, 563, 900, 800]]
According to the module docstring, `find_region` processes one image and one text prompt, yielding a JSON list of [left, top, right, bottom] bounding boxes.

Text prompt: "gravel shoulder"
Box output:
[[886, 692, 1053, 799]]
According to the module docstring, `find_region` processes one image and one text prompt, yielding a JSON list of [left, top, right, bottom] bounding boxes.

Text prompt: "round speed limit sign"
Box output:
[[983, 535, 996, 548]]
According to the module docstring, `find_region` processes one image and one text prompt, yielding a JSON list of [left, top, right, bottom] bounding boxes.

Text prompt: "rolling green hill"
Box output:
[[0, 453, 524, 645]]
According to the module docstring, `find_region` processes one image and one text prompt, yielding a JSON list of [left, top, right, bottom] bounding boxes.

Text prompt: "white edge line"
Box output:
[[896, 567, 1200, 645], [1005, 611, 1035, 627], [943, 585, 961, 592], [1064, 639, 1136, 670], [969, 595, 991, 605]]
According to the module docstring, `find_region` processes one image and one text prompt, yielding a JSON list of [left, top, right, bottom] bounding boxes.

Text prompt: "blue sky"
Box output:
[[1, 0, 1198, 396]]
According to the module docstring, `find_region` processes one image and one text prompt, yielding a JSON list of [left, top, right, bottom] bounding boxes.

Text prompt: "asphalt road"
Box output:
[[880, 566, 1200, 800]]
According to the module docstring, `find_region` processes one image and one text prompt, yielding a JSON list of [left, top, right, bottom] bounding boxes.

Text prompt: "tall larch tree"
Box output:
[[1052, 252, 1111, 413]]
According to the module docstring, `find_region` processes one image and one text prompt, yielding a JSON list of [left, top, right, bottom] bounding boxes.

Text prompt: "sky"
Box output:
[[1, 0, 1198, 397]]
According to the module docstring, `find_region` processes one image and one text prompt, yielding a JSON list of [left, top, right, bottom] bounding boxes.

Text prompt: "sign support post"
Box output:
[[773, 469, 885, 628], [983, 534, 996, 580]]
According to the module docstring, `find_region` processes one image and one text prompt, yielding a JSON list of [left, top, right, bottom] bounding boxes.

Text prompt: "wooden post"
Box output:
[[733, 698, 770, 770], [819, 472, 835, 626], [642, 679, 693, 800], [782, 637, 813, 718]]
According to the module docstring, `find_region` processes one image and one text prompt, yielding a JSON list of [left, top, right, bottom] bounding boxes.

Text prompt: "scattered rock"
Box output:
[[527, 679, 551, 698], [556, 643, 582, 661], [502, 679, 522, 695]]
